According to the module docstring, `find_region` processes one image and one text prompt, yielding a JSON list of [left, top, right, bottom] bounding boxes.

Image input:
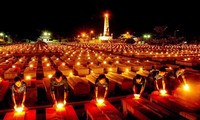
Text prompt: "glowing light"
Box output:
[[160, 89, 167, 96], [96, 98, 105, 106], [115, 61, 119, 64], [76, 62, 80, 66], [127, 60, 130, 63], [184, 84, 189, 91], [62, 63, 65, 66], [125, 68, 129, 72], [57, 103, 64, 109], [134, 94, 140, 99], [48, 74, 53, 78], [26, 76, 31, 80], [15, 105, 24, 113], [46, 63, 50, 67], [104, 13, 108, 17], [139, 67, 143, 71], [12, 65, 16, 68], [29, 64, 33, 68], [103, 61, 107, 64], [69, 72, 73, 76], [109, 68, 112, 72]]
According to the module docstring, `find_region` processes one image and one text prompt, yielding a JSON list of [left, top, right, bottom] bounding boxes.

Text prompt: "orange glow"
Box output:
[[48, 74, 53, 78], [90, 30, 94, 34], [160, 89, 167, 96], [15, 105, 24, 113], [76, 62, 80, 66], [82, 33, 86, 37], [184, 84, 189, 91], [139, 67, 143, 71], [56, 103, 65, 111], [62, 63, 65, 66], [96, 98, 105, 106], [29, 64, 33, 68], [134, 94, 140, 99], [57, 103, 64, 109], [104, 13, 108, 17], [125, 68, 129, 72], [90, 70, 94, 73], [12, 65, 16, 68], [25, 76, 31, 80], [69, 72, 73, 76], [46, 63, 50, 67]]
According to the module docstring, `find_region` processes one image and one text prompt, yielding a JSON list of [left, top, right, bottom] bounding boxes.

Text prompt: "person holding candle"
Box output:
[[132, 74, 146, 98], [95, 74, 109, 102], [167, 65, 187, 92], [11, 76, 27, 110], [50, 70, 69, 107]]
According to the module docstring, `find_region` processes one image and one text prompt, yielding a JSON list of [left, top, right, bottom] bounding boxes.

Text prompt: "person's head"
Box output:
[[178, 65, 185, 73], [135, 74, 142, 83], [55, 70, 63, 82], [14, 76, 22, 87], [159, 66, 166, 76], [98, 74, 107, 84]]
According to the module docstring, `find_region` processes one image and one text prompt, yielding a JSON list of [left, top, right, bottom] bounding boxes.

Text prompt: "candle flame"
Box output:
[[160, 89, 167, 96], [134, 94, 140, 99], [184, 84, 189, 91]]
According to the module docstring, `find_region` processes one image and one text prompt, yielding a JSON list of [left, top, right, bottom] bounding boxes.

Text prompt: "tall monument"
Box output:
[[103, 13, 110, 36], [99, 13, 113, 41]]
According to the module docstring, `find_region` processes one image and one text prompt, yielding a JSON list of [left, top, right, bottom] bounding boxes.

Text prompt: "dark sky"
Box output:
[[0, 0, 199, 40]]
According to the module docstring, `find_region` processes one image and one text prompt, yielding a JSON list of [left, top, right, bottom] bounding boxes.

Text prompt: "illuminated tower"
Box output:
[[103, 13, 110, 36], [99, 12, 113, 41]]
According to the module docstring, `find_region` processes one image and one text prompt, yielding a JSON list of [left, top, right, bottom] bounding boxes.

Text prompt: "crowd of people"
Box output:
[[11, 64, 187, 110]]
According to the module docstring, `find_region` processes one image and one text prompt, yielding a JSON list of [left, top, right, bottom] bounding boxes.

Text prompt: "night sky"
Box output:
[[0, 0, 199, 40]]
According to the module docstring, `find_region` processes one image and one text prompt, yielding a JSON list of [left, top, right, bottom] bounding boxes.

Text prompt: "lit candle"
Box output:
[[134, 94, 140, 99]]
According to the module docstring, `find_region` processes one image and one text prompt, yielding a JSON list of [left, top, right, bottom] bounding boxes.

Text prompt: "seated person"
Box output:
[[95, 74, 109, 101], [11, 76, 27, 109]]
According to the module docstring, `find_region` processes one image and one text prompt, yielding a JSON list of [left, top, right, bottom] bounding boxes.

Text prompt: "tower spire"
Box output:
[[103, 13, 109, 36]]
